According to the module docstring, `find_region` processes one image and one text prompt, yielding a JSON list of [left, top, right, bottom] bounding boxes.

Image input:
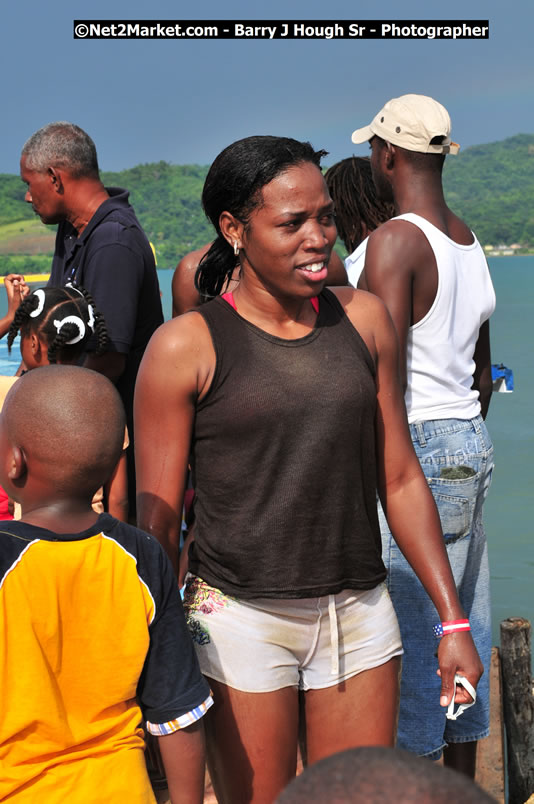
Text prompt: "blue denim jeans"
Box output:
[[380, 415, 493, 758]]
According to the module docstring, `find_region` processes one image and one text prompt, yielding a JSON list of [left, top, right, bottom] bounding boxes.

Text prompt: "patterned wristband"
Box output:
[[433, 619, 470, 639]]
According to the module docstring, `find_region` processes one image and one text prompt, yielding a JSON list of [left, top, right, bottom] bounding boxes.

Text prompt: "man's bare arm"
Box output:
[[326, 251, 349, 286], [472, 320, 493, 419], [172, 245, 212, 317], [358, 222, 418, 390]]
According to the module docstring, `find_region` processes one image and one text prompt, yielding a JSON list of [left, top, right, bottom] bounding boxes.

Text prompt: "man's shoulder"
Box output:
[[371, 211, 476, 250], [88, 217, 147, 254], [359, 215, 441, 300], [100, 188, 137, 224], [82, 206, 155, 277], [366, 216, 431, 273], [92, 205, 145, 244], [368, 215, 429, 248], [84, 188, 148, 249]]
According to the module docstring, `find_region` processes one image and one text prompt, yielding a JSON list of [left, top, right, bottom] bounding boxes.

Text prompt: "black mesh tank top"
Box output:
[[189, 288, 386, 598]]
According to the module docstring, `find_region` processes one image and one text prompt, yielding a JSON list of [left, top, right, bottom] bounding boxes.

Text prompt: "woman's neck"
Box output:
[[231, 280, 318, 339]]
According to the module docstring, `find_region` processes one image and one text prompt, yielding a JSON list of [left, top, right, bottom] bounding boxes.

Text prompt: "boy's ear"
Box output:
[[8, 446, 27, 482]]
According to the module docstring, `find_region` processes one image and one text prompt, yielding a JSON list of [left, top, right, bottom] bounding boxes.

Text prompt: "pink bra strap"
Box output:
[[223, 292, 319, 314], [221, 291, 237, 310]]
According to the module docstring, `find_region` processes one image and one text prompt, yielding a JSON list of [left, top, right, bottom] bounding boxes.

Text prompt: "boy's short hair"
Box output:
[[277, 746, 495, 803], [3, 365, 125, 497]]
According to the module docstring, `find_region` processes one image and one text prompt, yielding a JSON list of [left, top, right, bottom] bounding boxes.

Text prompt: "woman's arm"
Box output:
[[374, 298, 482, 704], [338, 288, 483, 706], [134, 314, 214, 574], [105, 450, 129, 522]]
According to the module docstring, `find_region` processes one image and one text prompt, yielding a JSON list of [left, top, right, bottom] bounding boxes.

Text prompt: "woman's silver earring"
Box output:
[[233, 241, 240, 257]]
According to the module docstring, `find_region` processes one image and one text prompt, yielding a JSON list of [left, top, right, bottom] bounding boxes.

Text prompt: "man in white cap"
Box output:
[[351, 94, 495, 776]]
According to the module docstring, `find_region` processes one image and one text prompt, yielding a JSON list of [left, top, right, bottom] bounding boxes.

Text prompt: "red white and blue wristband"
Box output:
[[433, 619, 471, 639]]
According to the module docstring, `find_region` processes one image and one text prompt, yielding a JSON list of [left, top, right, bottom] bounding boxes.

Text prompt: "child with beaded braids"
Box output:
[[7, 284, 107, 368], [6, 286, 129, 522]]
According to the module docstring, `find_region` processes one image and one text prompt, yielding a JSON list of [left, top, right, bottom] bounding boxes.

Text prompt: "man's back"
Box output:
[[21, 124, 164, 519], [49, 187, 163, 404], [364, 211, 495, 421]]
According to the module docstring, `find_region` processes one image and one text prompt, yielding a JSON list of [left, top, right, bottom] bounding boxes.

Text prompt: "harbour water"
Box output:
[[477, 257, 533, 646], [0, 257, 532, 651]]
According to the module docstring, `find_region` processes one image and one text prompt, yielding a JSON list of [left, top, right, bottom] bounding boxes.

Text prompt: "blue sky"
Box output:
[[2, 0, 533, 174]]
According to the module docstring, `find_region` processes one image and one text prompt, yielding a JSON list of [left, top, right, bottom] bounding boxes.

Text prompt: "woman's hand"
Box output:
[[436, 631, 483, 707], [335, 287, 485, 712]]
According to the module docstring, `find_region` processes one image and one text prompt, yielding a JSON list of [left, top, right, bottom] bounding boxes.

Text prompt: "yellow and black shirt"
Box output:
[[0, 514, 212, 802]]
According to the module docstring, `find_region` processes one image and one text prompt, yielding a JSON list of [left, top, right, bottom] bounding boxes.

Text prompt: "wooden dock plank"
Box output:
[[476, 646, 506, 802]]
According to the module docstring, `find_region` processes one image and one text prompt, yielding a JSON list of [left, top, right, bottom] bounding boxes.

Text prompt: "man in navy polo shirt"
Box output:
[[20, 122, 163, 516]]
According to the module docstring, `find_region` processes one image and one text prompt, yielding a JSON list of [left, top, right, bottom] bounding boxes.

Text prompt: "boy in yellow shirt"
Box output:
[[0, 365, 212, 803]]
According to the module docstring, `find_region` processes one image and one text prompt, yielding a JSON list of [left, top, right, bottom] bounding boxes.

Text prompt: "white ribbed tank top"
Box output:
[[345, 212, 496, 422]]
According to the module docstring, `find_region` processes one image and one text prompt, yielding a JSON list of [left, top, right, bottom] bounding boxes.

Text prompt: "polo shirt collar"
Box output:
[[76, 187, 131, 243]]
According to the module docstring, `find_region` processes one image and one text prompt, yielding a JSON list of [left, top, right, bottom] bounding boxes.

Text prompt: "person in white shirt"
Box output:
[[351, 94, 495, 777], [324, 156, 394, 287]]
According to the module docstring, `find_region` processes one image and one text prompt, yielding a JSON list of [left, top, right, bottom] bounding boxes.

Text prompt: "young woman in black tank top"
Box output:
[[135, 136, 482, 804]]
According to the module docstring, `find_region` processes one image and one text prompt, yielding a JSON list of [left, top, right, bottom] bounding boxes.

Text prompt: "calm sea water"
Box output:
[[478, 257, 534, 647], [1, 259, 532, 650]]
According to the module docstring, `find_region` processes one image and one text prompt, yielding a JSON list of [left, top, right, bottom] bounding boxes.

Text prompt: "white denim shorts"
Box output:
[[183, 575, 403, 692]]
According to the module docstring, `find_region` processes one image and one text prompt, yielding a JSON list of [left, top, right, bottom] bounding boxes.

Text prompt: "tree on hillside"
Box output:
[[1, 134, 533, 271]]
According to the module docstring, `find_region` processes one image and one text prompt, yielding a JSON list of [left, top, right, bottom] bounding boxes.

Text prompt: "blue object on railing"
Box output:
[[491, 364, 514, 393]]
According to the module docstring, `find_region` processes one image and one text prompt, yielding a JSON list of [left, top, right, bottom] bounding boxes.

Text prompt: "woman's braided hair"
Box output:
[[7, 285, 108, 364], [325, 157, 395, 254]]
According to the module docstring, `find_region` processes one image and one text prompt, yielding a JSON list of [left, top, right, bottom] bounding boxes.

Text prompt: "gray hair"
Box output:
[[21, 122, 100, 178]]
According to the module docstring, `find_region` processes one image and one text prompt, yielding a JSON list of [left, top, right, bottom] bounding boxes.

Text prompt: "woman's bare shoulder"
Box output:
[[329, 285, 391, 321], [143, 309, 215, 372], [328, 285, 397, 363]]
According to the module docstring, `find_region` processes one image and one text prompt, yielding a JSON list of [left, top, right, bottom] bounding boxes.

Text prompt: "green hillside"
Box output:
[[1, 133, 533, 273], [0, 218, 55, 255], [100, 161, 212, 265], [442, 134, 534, 246]]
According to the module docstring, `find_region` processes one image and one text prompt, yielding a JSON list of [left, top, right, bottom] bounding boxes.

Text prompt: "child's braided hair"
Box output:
[[7, 284, 108, 364]]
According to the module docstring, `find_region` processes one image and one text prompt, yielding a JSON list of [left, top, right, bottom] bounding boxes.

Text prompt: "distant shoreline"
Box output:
[[0, 251, 533, 290]]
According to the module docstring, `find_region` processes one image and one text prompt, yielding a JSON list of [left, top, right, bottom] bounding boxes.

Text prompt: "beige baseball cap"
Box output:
[[351, 94, 460, 155]]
